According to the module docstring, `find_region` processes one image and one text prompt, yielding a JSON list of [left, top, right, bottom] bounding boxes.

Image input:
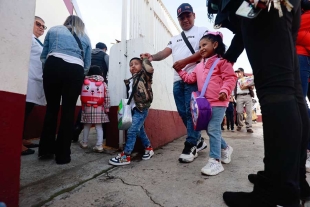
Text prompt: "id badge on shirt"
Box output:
[[236, 1, 262, 19]]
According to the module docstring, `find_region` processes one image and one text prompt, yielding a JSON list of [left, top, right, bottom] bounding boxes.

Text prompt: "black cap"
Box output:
[[177, 3, 193, 17], [96, 42, 107, 50], [238, 68, 244, 72]]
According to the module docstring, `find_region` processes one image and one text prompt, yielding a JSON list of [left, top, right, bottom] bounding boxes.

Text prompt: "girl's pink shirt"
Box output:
[[178, 55, 237, 107]]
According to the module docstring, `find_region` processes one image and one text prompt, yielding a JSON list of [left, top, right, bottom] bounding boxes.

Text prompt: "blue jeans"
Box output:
[[298, 55, 310, 150], [124, 108, 151, 155], [173, 80, 201, 145], [207, 107, 228, 159]]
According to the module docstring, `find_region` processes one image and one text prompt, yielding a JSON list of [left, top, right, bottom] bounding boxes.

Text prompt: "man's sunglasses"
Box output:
[[35, 21, 47, 30]]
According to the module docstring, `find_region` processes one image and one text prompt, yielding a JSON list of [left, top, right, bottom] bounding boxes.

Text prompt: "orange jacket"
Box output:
[[296, 11, 310, 56]]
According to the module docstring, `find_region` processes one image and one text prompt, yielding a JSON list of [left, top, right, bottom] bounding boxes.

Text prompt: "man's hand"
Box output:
[[140, 53, 152, 61], [218, 92, 227, 101], [173, 60, 187, 71], [240, 84, 250, 90]]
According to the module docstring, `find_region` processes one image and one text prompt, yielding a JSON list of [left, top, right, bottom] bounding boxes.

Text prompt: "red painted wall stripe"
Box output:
[[0, 91, 25, 207]]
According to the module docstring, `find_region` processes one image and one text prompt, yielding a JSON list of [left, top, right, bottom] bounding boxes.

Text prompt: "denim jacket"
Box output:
[[40, 25, 92, 73]]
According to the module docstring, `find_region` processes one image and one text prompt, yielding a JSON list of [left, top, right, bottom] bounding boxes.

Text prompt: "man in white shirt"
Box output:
[[235, 68, 253, 133], [141, 3, 208, 163], [22, 16, 47, 156]]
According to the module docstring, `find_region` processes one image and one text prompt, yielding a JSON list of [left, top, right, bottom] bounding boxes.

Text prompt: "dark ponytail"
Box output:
[[200, 34, 226, 57]]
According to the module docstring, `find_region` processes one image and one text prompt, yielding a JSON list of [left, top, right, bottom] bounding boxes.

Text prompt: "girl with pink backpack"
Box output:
[[79, 66, 110, 152], [174, 32, 237, 176]]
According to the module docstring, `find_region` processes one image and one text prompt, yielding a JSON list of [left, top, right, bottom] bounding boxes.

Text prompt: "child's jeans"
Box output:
[[207, 106, 228, 160], [124, 108, 151, 155], [83, 123, 103, 146]]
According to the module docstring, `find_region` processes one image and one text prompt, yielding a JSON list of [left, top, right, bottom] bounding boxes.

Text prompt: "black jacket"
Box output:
[[91, 49, 109, 82]]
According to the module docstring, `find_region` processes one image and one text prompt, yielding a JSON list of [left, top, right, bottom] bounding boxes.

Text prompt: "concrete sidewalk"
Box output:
[[20, 123, 309, 207]]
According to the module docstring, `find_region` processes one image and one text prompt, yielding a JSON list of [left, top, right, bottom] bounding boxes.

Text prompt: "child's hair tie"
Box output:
[[204, 31, 223, 40]]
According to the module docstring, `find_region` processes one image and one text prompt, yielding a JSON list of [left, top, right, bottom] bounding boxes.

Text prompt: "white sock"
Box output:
[[83, 123, 91, 143], [95, 124, 103, 146]]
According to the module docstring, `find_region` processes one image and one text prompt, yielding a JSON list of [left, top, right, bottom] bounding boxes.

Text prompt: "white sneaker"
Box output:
[[221, 146, 233, 164], [142, 146, 154, 160], [93, 145, 104, 152], [306, 152, 310, 173], [79, 142, 88, 149], [196, 137, 208, 152], [201, 158, 224, 176]]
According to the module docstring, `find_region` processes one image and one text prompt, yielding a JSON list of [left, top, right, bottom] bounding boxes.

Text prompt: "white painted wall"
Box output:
[[35, 0, 70, 42], [0, 0, 36, 94], [109, 38, 176, 111]]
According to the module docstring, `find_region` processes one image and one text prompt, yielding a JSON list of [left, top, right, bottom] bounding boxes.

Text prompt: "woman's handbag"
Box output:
[[190, 58, 220, 131]]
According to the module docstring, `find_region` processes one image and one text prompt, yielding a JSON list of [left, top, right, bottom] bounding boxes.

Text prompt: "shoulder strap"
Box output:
[[67, 28, 84, 59], [127, 71, 142, 105], [199, 58, 220, 97], [181, 31, 195, 54]]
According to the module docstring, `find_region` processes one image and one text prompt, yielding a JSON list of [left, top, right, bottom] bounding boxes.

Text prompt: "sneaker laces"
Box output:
[[221, 147, 229, 159], [207, 159, 221, 172]]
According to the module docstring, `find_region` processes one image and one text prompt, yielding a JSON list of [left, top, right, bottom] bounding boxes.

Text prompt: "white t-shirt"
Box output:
[[48, 52, 84, 68], [166, 26, 208, 82]]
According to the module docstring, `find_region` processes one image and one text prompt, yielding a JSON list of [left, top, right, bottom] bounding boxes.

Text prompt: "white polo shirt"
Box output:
[[166, 26, 208, 82]]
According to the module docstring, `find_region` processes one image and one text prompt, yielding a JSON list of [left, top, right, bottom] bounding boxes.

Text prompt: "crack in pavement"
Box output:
[[105, 173, 164, 207]]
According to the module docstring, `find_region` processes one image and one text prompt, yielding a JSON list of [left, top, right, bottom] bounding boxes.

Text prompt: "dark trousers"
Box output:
[[226, 111, 234, 130], [23, 102, 35, 140], [241, 4, 309, 204], [39, 56, 84, 160]]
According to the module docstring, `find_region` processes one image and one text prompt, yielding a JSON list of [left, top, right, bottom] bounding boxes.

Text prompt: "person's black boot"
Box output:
[[224, 172, 300, 207], [248, 174, 257, 184], [248, 173, 310, 204], [300, 178, 310, 203]]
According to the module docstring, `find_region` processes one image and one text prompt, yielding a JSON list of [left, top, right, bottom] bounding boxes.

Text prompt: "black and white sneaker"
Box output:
[[196, 137, 207, 152], [179, 142, 198, 163]]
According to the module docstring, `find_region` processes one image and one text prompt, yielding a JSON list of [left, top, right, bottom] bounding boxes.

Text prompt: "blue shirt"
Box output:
[[41, 25, 92, 73]]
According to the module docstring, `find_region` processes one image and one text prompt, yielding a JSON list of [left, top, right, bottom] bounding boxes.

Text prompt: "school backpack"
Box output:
[[191, 58, 220, 131], [80, 77, 105, 108]]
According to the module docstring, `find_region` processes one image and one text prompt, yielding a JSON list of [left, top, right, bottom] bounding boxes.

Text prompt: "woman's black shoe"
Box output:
[[55, 157, 71, 165], [38, 154, 54, 160], [24, 143, 39, 148], [21, 148, 35, 156]]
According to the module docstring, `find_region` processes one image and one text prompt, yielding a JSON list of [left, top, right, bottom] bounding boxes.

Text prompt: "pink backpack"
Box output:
[[81, 77, 104, 108]]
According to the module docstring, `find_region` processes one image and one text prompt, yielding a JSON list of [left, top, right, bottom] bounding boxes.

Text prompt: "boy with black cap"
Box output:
[[141, 3, 209, 163]]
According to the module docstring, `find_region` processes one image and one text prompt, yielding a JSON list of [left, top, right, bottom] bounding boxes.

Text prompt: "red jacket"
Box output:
[[296, 11, 310, 56]]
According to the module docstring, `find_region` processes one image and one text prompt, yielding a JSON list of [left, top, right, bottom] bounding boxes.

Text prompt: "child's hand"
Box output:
[[218, 92, 227, 101], [173, 60, 186, 71], [174, 66, 182, 72]]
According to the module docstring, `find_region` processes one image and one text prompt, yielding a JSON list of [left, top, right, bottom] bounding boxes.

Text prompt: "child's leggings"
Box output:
[[83, 123, 103, 146], [207, 106, 228, 160]]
